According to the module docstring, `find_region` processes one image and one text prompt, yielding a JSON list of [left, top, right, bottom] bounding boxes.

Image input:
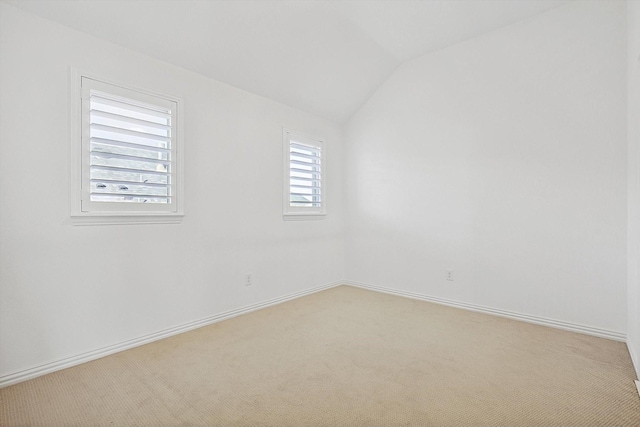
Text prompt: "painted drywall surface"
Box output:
[[0, 3, 345, 378], [345, 1, 627, 334], [628, 0, 640, 379]]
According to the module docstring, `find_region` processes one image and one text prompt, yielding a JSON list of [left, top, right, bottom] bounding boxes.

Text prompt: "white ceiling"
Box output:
[[5, 0, 570, 123]]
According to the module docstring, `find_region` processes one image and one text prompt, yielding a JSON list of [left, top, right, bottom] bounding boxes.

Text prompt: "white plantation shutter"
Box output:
[[80, 77, 180, 214], [289, 142, 322, 207], [284, 130, 325, 217]]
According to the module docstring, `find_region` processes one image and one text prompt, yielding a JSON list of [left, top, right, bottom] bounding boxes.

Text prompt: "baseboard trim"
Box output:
[[345, 281, 626, 342], [0, 281, 343, 388], [629, 341, 640, 380]]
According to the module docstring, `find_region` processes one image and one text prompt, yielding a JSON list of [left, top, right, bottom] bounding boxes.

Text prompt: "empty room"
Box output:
[[1, 0, 639, 425]]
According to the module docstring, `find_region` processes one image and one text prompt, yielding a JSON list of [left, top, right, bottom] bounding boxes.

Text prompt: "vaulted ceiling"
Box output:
[[6, 0, 570, 123]]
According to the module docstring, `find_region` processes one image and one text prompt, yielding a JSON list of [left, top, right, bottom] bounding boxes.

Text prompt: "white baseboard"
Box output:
[[345, 281, 626, 342], [629, 341, 640, 381], [0, 281, 342, 388]]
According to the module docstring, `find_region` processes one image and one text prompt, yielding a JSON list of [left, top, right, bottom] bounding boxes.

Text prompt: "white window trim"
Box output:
[[283, 128, 326, 221], [69, 68, 184, 225]]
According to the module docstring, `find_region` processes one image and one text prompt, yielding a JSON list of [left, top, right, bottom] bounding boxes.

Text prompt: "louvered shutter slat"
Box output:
[[90, 179, 169, 188], [90, 124, 170, 144], [290, 185, 322, 190], [90, 137, 171, 154], [91, 150, 170, 165], [90, 110, 172, 133], [91, 164, 169, 177], [91, 94, 172, 121], [289, 159, 322, 169], [290, 167, 321, 174]]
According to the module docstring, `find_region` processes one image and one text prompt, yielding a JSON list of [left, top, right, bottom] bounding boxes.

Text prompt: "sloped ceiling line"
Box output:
[[5, 0, 570, 123]]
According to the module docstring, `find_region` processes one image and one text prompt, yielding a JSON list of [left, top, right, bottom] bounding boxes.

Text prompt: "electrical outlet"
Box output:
[[446, 269, 454, 281], [244, 273, 253, 286]]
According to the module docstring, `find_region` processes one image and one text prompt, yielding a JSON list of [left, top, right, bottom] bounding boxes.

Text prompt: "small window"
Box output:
[[283, 129, 325, 219], [71, 70, 183, 224]]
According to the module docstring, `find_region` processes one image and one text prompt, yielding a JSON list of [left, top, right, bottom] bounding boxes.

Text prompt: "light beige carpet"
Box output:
[[1, 285, 639, 426]]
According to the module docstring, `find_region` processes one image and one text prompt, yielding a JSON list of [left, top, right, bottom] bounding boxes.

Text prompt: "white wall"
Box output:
[[345, 1, 628, 335], [0, 3, 345, 381], [628, 0, 640, 379]]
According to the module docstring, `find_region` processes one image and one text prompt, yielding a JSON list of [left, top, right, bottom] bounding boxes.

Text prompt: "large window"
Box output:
[[71, 71, 183, 224], [283, 129, 325, 219]]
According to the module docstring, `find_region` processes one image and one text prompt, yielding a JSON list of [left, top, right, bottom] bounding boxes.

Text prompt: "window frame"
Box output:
[[70, 68, 184, 225], [282, 128, 326, 220]]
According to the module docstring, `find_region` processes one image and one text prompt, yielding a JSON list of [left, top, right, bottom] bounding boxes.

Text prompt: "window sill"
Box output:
[[71, 213, 184, 226], [283, 213, 326, 221]]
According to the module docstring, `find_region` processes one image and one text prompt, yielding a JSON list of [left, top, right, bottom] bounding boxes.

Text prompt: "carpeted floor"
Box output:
[[1, 285, 639, 426]]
